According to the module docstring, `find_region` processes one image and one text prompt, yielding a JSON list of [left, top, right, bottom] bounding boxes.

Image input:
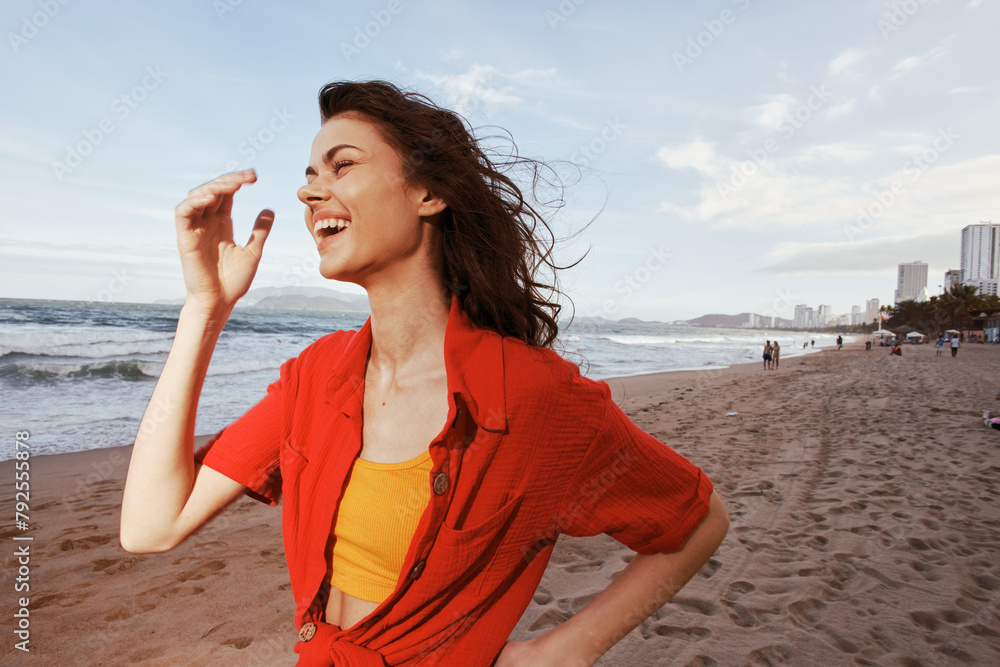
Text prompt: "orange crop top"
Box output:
[[330, 450, 434, 603]]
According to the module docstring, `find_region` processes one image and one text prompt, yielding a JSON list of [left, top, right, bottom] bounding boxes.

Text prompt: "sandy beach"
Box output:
[[3, 342, 999, 665]]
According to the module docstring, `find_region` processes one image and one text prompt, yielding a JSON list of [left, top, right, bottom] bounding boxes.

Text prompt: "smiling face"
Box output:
[[297, 113, 446, 288]]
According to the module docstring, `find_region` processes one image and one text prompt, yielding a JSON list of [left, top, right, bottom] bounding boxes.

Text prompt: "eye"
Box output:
[[333, 159, 354, 173]]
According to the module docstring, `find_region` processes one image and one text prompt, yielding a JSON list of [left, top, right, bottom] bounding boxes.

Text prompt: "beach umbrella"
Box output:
[[873, 330, 894, 337], [905, 332, 924, 338], [945, 329, 960, 334]]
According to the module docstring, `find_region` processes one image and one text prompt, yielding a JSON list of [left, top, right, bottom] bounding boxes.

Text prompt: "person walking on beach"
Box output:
[[763, 340, 773, 370], [119, 80, 729, 666], [771, 341, 780, 369], [811, 339, 815, 347], [952, 336, 961, 358], [836, 335, 843, 351], [936, 335, 944, 356]]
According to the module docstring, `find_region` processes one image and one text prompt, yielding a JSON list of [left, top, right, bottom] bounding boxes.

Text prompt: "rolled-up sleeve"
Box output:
[[556, 387, 714, 554], [194, 356, 296, 506]]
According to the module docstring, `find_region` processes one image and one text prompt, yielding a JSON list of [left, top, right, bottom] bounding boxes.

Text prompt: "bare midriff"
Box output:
[[325, 588, 381, 630]]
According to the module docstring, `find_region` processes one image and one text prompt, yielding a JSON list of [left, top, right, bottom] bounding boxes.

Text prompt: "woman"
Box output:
[[120, 80, 728, 666]]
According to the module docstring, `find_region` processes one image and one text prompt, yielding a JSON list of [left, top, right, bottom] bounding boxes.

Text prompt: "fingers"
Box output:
[[175, 170, 258, 231], [244, 209, 275, 258]]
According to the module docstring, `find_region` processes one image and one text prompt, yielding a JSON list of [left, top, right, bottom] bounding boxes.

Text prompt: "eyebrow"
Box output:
[[304, 143, 361, 177]]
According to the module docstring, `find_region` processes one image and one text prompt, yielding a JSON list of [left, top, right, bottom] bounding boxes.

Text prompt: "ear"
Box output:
[[415, 188, 448, 218]]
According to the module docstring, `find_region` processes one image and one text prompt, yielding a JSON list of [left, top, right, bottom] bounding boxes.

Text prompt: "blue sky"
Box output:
[[1, 0, 997, 321]]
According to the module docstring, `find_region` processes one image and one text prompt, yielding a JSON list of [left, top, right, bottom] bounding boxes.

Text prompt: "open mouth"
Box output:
[[318, 226, 347, 239], [314, 218, 352, 240]]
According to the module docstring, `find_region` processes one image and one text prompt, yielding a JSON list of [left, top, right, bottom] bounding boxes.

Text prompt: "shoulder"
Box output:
[[501, 336, 611, 413]]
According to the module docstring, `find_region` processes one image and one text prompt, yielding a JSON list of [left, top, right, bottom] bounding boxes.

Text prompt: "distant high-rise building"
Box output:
[[944, 269, 962, 293], [793, 304, 809, 328], [865, 298, 880, 325], [818, 305, 832, 326], [961, 224, 999, 296], [961, 223, 1000, 288], [851, 305, 862, 325], [895, 261, 928, 305]]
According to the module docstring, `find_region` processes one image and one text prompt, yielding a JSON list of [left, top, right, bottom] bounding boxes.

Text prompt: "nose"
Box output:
[[297, 179, 329, 206]]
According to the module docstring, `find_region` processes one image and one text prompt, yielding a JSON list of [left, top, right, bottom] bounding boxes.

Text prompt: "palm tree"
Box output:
[[942, 284, 979, 331]]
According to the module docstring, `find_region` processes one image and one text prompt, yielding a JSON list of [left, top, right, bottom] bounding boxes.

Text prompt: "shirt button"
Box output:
[[409, 560, 426, 580], [298, 622, 317, 642], [432, 472, 449, 495]]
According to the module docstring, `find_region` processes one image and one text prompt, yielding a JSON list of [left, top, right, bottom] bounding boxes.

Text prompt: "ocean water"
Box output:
[[0, 298, 842, 460]]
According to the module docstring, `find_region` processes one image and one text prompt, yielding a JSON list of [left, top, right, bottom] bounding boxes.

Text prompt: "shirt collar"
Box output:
[[325, 293, 507, 433]]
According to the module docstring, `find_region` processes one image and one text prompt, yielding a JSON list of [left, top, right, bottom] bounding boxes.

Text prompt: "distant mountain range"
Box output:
[[152, 291, 790, 326], [154, 286, 370, 312], [684, 313, 793, 328], [574, 312, 792, 328]]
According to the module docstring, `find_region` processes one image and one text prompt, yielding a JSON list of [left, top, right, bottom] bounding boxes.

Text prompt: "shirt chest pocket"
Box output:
[[429, 493, 524, 598]]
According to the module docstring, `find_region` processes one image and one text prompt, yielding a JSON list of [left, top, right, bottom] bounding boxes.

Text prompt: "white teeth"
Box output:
[[313, 218, 351, 233]]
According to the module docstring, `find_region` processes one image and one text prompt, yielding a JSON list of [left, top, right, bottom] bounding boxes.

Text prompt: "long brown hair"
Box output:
[[318, 80, 575, 349]]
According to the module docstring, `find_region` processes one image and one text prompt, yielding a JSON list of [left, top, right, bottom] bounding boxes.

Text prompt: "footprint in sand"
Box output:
[[669, 595, 720, 617], [103, 602, 156, 622], [528, 607, 572, 632], [222, 636, 255, 649], [59, 534, 113, 551], [907, 560, 944, 582], [683, 657, 717, 667], [721, 600, 755, 628], [91, 555, 144, 574], [646, 623, 712, 641], [787, 597, 826, 627], [814, 623, 859, 654], [724, 581, 755, 601], [177, 559, 227, 582], [562, 559, 602, 574], [568, 591, 600, 613], [745, 644, 793, 665], [529, 590, 551, 607], [699, 558, 721, 578]]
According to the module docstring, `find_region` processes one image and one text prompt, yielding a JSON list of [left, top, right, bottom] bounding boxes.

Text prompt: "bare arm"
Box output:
[[120, 170, 274, 553], [497, 490, 730, 666]]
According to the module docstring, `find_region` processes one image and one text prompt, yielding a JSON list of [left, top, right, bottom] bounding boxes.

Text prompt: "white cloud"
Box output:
[[802, 143, 870, 162], [828, 48, 868, 76], [967, 0, 984, 8], [415, 64, 523, 115], [441, 47, 462, 62], [656, 140, 719, 176], [749, 94, 798, 128], [657, 125, 1000, 239], [890, 46, 947, 81], [775, 61, 795, 84], [415, 64, 562, 116], [759, 232, 955, 276], [949, 85, 987, 94], [826, 98, 858, 119]]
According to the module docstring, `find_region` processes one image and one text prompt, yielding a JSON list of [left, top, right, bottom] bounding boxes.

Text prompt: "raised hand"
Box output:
[[174, 169, 274, 314]]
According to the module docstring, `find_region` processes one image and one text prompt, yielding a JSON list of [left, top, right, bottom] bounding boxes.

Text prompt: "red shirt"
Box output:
[[196, 295, 713, 665]]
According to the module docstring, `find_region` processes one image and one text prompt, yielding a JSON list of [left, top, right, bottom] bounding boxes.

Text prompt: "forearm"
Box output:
[[535, 491, 729, 666], [120, 302, 231, 550]]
